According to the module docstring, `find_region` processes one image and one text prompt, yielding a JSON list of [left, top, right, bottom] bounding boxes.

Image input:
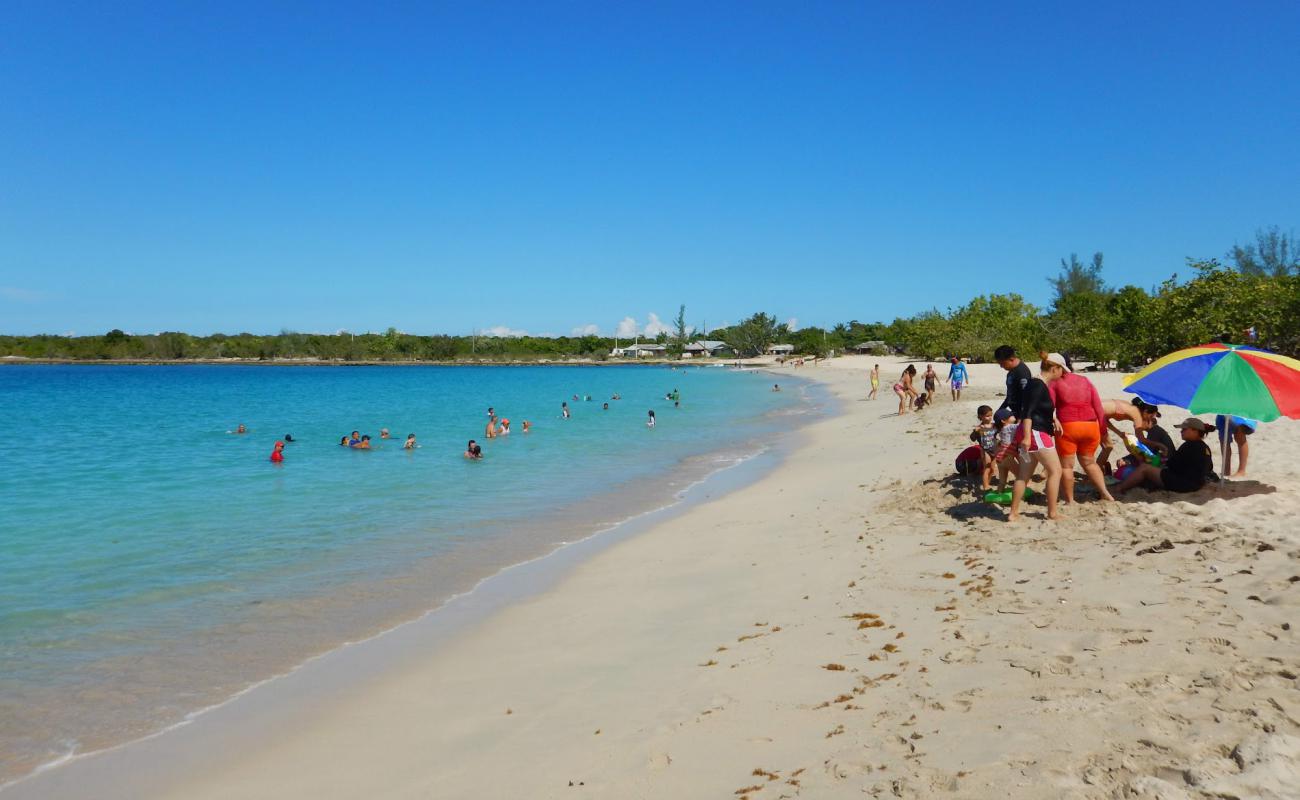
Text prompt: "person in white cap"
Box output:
[[1040, 351, 1114, 504], [1114, 418, 1216, 495]]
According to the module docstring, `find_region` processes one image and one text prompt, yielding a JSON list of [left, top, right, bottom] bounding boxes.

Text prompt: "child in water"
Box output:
[[647, 410, 656, 428], [403, 434, 417, 450], [356, 435, 372, 449], [464, 440, 482, 459]]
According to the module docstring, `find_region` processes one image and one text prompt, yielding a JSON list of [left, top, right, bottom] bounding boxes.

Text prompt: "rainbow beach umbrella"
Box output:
[[1122, 343, 1300, 423]]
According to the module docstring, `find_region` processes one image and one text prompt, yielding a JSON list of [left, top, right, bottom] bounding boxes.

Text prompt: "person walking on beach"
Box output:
[[1008, 373, 1062, 522], [869, 364, 880, 400], [1041, 352, 1113, 504], [923, 363, 938, 399], [948, 357, 969, 401], [894, 365, 917, 415]]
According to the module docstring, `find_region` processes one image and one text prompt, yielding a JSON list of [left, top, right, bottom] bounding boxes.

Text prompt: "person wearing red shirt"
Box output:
[[1041, 352, 1113, 504], [270, 440, 285, 463]]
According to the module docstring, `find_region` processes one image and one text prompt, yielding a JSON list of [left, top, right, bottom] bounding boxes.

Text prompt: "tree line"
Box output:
[[3, 227, 1297, 366]]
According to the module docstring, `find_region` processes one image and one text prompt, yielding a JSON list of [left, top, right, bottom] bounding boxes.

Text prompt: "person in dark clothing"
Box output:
[[1136, 403, 1177, 461], [1008, 373, 1063, 522], [994, 344, 1033, 415], [1115, 418, 1215, 494]]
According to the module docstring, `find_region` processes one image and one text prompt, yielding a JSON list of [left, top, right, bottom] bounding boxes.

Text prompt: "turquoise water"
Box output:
[[0, 364, 812, 783]]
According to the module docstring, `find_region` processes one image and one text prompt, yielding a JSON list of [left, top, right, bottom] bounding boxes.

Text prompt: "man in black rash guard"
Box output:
[[1007, 368, 1063, 522], [994, 344, 1033, 415]]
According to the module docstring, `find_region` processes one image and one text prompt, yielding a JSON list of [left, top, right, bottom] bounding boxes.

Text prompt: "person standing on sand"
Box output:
[[1008, 373, 1062, 522], [1216, 415, 1256, 477], [893, 365, 917, 415], [994, 345, 1032, 416], [948, 357, 969, 401], [1040, 352, 1113, 504], [869, 364, 879, 400], [923, 363, 938, 399]]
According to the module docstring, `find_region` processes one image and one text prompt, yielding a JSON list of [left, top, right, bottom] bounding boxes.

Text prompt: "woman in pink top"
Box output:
[[1041, 352, 1114, 504]]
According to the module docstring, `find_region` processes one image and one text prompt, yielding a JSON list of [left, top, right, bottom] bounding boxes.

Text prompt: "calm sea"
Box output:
[[0, 363, 815, 784]]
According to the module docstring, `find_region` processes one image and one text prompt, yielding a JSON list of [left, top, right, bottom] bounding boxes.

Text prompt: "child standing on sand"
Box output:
[[971, 405, 998, 490]]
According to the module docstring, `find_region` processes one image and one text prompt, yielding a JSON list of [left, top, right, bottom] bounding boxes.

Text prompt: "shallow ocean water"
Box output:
[[0, 363, 813, 783]]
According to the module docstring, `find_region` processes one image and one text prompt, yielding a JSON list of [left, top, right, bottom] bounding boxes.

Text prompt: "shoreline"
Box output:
[[8, 357, 1297, 799], [1, 358, 775, 367], [1, 371, 831, 796]]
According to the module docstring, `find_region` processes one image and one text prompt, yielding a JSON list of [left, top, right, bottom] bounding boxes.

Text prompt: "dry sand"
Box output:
[[8, 357, 1299, 799]]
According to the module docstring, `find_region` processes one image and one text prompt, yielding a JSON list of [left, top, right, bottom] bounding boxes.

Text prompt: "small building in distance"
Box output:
[[852, 340, 890, 354], [682, 340, 734, 358], [766, 344, 795, 356], [612, 343, 668, 358]]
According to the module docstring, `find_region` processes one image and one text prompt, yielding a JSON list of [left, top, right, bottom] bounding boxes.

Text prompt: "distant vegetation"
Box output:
[[4, 227, 1297, 367]]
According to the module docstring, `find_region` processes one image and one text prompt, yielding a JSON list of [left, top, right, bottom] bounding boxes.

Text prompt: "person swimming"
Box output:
[[522, 420, 531, 433], [647, 409, 656, 428], [270, 440, 284, 463], [284, 434, 295, 443], [498, 418, 511, 436], [404, 434, 417, 449], [602, 402, 609, 410], [380, 428, 391, 439], [485, 416, 497, 439], [349, 430, 361, 447], [339, 435, 350, 447], [356, 435, 372, 449], [772, 383, 781, 392], [464, 440, 482, 459], [561, 402, 570, 419], [233, 424, 248, 434]]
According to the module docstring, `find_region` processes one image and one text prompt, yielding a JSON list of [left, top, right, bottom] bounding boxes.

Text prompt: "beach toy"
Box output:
[[983, 487, 1035, 505], [1122, 433, 1161, 466]]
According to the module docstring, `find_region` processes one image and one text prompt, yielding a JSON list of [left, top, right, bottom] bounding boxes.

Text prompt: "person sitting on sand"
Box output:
[[270, 440, 284, 463], [894, 365, 917, 415], [1008, 374, 1062, 523], [464, 440, 482, 459], [647, 409, 656, 428], [914, 391, 929, 411], [869, 364, 879, 400], [1041, 352, 1113, 504], [1216, 415, 1257, 477], [1136, 402, 1175, 461], [1114, 418, 1215, 495], [403, 434, 417, 450]]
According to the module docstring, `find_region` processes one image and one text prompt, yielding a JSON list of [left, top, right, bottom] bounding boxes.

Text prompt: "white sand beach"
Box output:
[[9, 357, 1299, 799]]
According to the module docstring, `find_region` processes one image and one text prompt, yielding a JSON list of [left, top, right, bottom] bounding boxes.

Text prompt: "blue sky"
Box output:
[[3, 1, 1298, 337]]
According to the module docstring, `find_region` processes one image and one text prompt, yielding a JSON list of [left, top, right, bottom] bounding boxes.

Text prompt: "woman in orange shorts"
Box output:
[[1041, 352, 1114, 504]]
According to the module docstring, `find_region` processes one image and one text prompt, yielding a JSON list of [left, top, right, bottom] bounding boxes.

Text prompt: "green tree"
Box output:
[[724, 312, 786, 357], [1228, 226, 1300, 277]]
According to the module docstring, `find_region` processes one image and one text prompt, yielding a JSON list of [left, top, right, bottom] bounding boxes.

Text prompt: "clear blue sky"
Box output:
[[3, 1, 1298, 337]]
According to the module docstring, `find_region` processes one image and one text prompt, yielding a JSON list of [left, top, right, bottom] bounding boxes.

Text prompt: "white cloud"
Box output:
[[643, 313, 671, 337], [482, 325, 528, 337], [0, 286, 47, 303], [614, 317, 638, 338], [570, 323, 600, 336], [785, 317, 799, 331]]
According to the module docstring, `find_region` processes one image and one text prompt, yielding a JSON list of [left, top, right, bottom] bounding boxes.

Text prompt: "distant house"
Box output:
[[766, 344, 795, 356], [853, 340, 889, 354], [683, 340, 734, 358], [613, 343, 668, 358]]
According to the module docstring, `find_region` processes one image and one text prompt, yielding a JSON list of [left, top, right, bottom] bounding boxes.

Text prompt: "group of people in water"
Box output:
[[952, 345, 1253, 522], [243, 387, 680, 464]]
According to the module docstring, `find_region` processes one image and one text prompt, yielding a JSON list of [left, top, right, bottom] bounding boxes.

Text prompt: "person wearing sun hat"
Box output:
[[1114, 417, 1216, 495]]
